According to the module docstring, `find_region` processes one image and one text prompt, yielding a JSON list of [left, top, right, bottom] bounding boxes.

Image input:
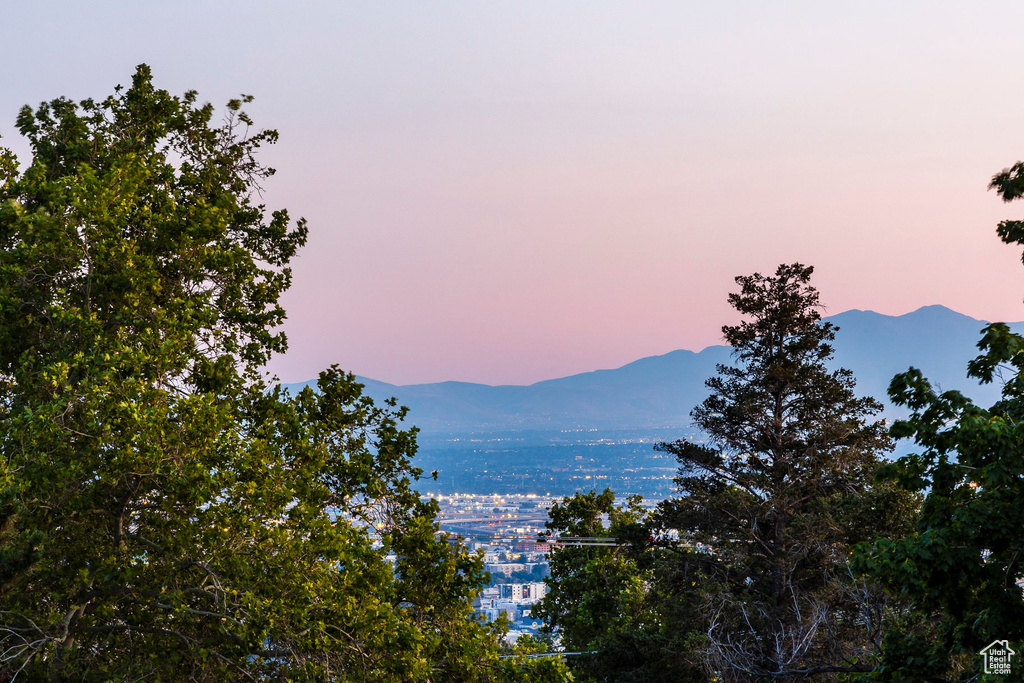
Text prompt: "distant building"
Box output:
[[498, 582, 547, 601]]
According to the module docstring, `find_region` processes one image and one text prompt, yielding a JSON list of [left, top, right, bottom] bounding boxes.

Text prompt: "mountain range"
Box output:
[[283, 305, 1024, 435]]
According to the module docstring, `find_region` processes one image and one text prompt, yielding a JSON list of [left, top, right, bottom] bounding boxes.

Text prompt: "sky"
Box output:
[[5, 2, 1024, 386]]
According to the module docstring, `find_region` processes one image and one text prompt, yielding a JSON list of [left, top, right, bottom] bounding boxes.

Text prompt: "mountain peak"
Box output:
[[902, 304, 978, 320]]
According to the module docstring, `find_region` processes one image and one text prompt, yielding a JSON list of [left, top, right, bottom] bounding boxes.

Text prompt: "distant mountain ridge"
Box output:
[[283, 306, 1024, 434]]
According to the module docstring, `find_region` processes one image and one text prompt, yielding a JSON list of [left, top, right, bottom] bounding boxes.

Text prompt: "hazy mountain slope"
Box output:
[[283, 347, 732, 431], [282, 306, 1022, 433], [825, 305, 1012, 414]]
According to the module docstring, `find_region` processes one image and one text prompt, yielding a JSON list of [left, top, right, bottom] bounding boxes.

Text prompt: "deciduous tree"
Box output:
[[535, 489, 706, 682], [852, 163, 1024, 683], [0, 66, 565, 682]]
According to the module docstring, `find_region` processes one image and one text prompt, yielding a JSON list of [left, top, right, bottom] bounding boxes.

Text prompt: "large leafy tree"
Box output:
[[655, 263, 917, 680], [0, 66, 565, 682], [852, 164, 1024, 683]]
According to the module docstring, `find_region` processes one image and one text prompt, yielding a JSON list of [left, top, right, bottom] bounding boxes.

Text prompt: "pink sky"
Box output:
[[5, 2, 1024, 385]]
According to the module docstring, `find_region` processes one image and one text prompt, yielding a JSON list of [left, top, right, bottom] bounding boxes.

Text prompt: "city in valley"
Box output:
[[426, 492, 661, 643], [407, 430, 685, 640]]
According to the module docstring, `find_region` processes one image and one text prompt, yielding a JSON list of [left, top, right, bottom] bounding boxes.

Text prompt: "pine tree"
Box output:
[[655, 263, 916, 680]]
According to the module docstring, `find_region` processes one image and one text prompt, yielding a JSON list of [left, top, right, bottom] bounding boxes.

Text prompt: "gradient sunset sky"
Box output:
[[6, 2, 1024, 385]]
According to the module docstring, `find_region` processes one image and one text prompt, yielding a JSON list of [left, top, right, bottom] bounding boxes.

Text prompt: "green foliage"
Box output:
[[0, 66, 567, 682], [655, 264, 917, 681], [852, 163, 1024, 682], [535, 489, 706, 682]]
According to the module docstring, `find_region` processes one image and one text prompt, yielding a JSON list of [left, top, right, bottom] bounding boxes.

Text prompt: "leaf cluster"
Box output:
[[536, 489, 706, 682]]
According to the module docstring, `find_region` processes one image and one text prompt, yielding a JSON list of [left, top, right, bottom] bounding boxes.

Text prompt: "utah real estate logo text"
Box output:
[[981, 640, 1016, 675]]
